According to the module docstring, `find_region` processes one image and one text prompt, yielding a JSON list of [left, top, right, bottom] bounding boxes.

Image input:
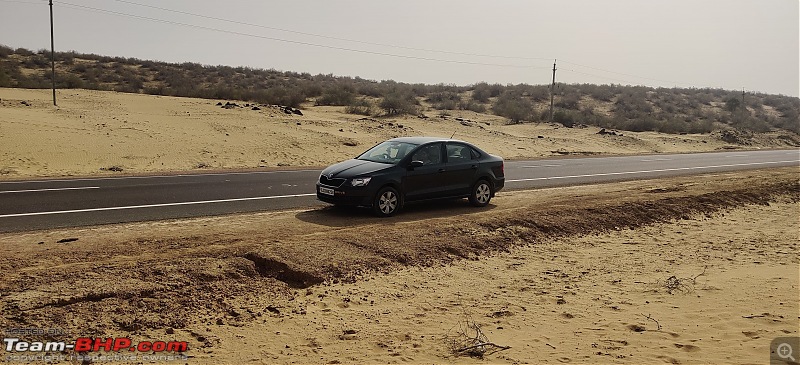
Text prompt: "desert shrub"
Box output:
[[72, 63, 88, 73], [356, 83, 384, 98], [345, 98, 373, 116], [56, 52, 75, 65], [23, 54, 50, 68], [379, 90, 418, 116], [655, 119, 689, 134], [730, 114, 772, 133], [0, 45, 12, 58], [686, 119, 715, 133], [555, 90, 581, 110], [315, 86, 355, 106], [60, 73, 84, 89], [459, 100, 487, 113], [493, 91, 534, 123], [262, 87, 307, 108], [302, 83, 323, 98], [724, 97, 741, 112], [585, 84, 617, 101], [410, 83, 434, 97], [98, 70, 122, 84], [471, 82, 503, 102], [14, 48, 33, 56], [426, 91, 460, 104], [622, 116, 659, 132], [433, 99, 458, 110], [15, 74, 49, 88], [144, 85, 165, 95], [745, 96, 764, 110], [471, 83, 491, 103], [528, 85, 550, 102], [553, 110, 578, 127], [0, 69, 11, 87], [694, 92, 713, 105], [613, 89, 653, 118]]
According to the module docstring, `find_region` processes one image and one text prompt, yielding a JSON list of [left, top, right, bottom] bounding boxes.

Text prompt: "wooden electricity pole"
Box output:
[[49, 0, 56, 106], [549, 59, 556, 122]]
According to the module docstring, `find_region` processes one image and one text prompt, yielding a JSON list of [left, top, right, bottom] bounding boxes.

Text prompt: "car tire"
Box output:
[[373, 186, 401, 217], [469, 179, 493, 207]]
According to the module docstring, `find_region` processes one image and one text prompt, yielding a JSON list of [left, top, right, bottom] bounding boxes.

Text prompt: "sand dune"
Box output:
[[2, 88, 796, 179]]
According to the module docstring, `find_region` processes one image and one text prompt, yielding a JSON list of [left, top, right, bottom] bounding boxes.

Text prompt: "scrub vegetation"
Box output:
[[1, 45, 797, 134]]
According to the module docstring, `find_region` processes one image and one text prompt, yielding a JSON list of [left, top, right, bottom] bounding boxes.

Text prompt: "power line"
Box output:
[[559, 68, 641, 86], [0, 0, 43, 4], [101, 0, 696, 87], [109, 0, 553, 62], [57, 1, 551, 69], [560, 59, 690, 86], [5, 0, 697, 88]]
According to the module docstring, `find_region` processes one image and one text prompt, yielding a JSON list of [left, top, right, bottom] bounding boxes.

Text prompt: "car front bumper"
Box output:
[[316, 183, 374, 207]]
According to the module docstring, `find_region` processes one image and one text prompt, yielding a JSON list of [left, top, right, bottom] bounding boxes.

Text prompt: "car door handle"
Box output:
[[470, 165, 478, 169], [438, 168, 446, 173]]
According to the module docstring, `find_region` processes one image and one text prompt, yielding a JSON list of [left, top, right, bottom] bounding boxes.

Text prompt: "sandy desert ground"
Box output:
[[1, 88, 798, 179], [0, 168, 797, 364]]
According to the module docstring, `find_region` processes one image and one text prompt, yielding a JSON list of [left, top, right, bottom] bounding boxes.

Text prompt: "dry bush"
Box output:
[[445, 311, 510, 358], [660, 267, 706, 294]]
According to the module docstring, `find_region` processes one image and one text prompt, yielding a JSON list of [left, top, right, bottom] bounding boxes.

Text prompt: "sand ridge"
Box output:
[[2, 88, 798, 179]]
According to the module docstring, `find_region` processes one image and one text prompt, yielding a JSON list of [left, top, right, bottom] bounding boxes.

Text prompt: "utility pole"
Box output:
[[49, 0, 56, 106], [740, 87, 747, 120], [549, 59, 557, 123]]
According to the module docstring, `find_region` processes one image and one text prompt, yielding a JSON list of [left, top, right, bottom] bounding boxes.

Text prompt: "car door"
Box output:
[[442, 142, 479, 196], [403, 143, 447, 200]]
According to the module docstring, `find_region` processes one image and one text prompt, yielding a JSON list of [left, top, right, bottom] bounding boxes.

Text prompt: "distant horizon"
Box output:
[[1, 0, 797, 96]]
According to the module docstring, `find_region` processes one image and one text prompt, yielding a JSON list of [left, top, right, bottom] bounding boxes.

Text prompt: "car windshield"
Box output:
[[357, 141, 417, 164]]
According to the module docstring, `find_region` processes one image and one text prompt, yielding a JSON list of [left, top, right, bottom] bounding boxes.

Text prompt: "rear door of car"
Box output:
[[442, 142, 479, 196], [403, 143, 448, 200]]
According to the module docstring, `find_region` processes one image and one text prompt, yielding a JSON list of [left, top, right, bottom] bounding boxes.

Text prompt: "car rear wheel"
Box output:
[[469, 179, 493, 207], [373, 186, 401, 217]]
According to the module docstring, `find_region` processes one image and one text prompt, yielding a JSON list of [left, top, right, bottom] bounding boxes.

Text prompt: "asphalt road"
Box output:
[[1, 149, 797, 233]]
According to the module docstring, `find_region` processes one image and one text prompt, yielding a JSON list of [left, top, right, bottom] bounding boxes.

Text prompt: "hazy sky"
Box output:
[[1, 0, 798, 96]]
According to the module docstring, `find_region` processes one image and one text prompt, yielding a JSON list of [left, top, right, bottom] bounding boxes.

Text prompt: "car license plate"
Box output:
[[319, 187, 334, 196]]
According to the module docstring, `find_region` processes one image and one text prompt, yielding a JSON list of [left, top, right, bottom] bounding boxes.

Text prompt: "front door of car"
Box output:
[[441, 143, 478, 196], [403, 143, 447, 200]]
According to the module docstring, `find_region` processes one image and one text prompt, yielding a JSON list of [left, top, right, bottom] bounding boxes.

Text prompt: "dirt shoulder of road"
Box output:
[[2, 88, 799, 180], [0, 167, 797, 364]]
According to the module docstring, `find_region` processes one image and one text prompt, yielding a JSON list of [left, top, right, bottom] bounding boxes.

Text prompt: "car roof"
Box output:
[[387, 136, 470, 145]]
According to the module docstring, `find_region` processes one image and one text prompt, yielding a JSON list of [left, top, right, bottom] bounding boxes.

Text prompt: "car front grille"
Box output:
[[319, 175, 347, 187]]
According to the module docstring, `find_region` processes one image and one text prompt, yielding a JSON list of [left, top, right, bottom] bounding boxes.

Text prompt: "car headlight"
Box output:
[[350, 177, 372, 187]]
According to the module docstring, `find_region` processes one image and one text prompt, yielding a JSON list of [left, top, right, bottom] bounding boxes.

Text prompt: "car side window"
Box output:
[[446, 143, 472, 163], [470, 147, 481, 159], [411, 143, 442, 165]]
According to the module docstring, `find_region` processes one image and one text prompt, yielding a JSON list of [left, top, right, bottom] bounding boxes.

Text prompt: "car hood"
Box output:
[[321, 159, 392, 179]]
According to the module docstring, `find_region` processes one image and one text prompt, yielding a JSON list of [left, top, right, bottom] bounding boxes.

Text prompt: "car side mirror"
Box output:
[[408, 160, 424, 169]]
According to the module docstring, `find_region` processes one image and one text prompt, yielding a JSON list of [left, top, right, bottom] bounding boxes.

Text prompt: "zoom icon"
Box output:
[[772, 337, 800, 364]]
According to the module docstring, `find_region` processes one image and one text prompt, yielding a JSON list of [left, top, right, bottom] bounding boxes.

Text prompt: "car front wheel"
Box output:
[[373, 186, 401, 217], [469, 179, 493, 207]]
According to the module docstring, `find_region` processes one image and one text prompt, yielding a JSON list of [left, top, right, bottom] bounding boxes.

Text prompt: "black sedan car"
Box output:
[[316, 137, 505, 216]]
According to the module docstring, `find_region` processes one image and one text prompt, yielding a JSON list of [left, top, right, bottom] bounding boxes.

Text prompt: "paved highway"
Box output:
[[0, 149, 797, 232]]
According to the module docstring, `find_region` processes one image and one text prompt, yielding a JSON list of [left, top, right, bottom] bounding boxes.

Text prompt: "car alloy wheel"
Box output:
[[374, 187, 400, 216], [470, 180, 492, 207]]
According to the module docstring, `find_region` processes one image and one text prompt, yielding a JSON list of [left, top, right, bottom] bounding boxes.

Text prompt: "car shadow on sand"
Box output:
[[295, 198, 497, 227]]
